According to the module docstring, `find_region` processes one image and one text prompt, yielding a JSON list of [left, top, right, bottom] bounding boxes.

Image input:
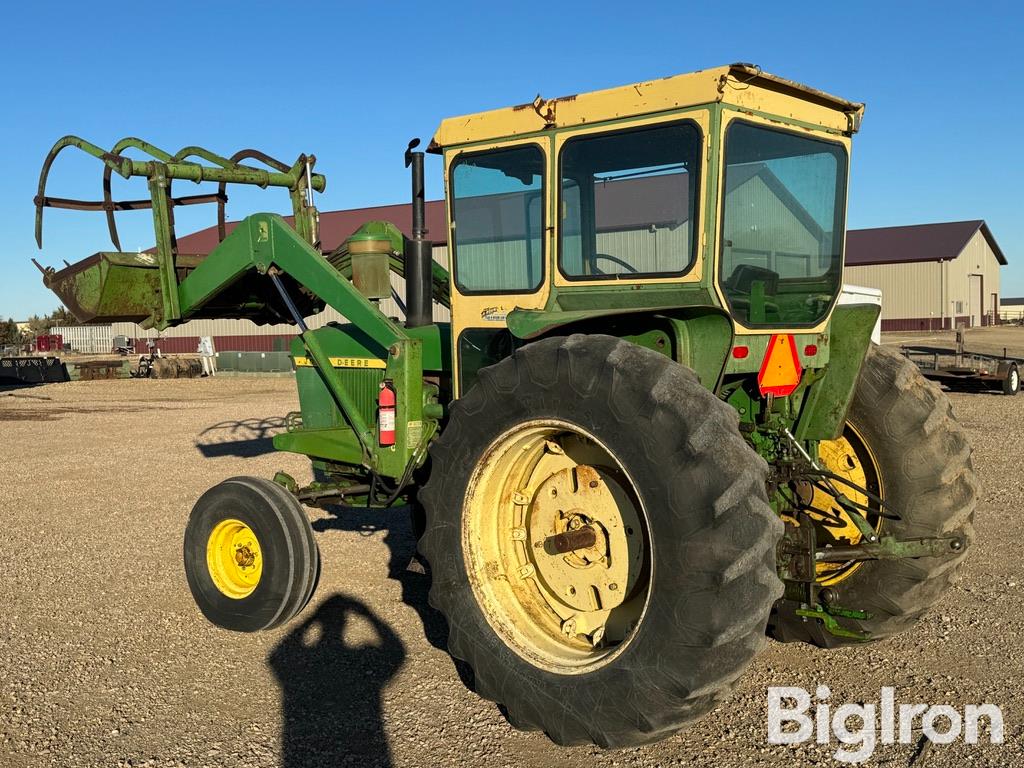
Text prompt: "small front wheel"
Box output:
[[184, 476, 320, 632]]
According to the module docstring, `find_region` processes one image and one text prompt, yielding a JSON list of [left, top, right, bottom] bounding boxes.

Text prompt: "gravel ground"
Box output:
[[1, 375, 1020, 767]]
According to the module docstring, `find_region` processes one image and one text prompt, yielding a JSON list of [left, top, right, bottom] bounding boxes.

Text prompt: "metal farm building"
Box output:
[[844, 220, 1007, 331], [1001, 297, 1024, 323]]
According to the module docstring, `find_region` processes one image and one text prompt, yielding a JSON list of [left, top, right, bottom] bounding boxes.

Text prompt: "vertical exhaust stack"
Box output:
[[404, 138, 433, 328]]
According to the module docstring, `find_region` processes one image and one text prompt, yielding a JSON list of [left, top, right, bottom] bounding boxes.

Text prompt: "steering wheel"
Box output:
[[590, 253, 639, 275]]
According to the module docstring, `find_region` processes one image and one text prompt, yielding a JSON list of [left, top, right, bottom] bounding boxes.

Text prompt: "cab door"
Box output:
[[444, 138, 552, 396]]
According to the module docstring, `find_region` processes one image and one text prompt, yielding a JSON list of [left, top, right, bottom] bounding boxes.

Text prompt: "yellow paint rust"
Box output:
[[432, 64, 863, 150], [461, 420, 649, 673]]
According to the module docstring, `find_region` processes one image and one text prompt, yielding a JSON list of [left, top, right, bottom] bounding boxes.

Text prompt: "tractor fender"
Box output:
[[508, 304, 734, 392]]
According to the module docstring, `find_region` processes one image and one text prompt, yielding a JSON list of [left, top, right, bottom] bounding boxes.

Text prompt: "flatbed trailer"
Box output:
[[901, 340, 1021, 395]]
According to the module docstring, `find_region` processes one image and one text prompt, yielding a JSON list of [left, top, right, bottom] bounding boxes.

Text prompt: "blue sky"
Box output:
[[1, 0, 1021, 319]]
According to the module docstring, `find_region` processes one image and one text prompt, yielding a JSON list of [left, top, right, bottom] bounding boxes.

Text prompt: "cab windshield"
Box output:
[[719, 121, 848, 327]]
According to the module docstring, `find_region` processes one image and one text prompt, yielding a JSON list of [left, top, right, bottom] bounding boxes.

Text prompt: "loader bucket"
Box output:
[[42, 251, 162, 325], [33, 134, 327, 328]]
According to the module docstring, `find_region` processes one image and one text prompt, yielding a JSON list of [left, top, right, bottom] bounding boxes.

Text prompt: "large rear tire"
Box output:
[[769, 344, 977, 647], [419, 334, 783, 747]]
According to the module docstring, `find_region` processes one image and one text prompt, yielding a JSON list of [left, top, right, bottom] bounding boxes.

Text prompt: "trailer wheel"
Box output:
[[419, 334, 783, 747], [184, 476, 319, 633], [769, 344, 977, 647], [1002, 363, 1019, 396]]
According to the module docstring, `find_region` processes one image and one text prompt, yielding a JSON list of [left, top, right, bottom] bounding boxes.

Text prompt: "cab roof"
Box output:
[[430, 64, 864, 152]]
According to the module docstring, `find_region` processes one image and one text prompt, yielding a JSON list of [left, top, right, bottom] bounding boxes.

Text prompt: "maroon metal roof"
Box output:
[[172, 200, 450, 255], [845, 220, 1006, 266]]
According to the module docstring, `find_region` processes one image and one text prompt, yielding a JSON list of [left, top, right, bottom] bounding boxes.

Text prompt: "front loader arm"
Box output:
[[34, 135, 432, 481], [178, 214, 407, 350], [177, 214, 420, 469]]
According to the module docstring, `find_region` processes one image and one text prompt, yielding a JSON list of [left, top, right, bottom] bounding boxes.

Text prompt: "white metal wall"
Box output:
[[1002, 305, 1024, 323], [725, 174, 824, 272], [50, 325, 113, 353], [843, 261, 941, 322], [945, 231, 1001, 323], [560, 226, 691, 275]]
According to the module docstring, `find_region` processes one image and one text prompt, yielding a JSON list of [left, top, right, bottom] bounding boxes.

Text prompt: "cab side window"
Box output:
[[559, 122, 701, 279], [451, 145, 545, 294]]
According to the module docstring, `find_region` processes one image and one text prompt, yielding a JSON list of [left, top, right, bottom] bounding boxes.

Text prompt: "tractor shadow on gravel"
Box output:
[[268, 592, 405, 768], [194, 417, 287, 458], [311, 506, 477, 684], [311, 505, 451, 652]]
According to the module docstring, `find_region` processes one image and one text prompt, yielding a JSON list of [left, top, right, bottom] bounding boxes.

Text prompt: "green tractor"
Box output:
[[35, 64, 975, 747]]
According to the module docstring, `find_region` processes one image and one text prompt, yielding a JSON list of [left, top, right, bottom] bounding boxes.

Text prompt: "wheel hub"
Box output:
[[527, 466, 640, 616], [206, 519, 263, 599], [462, 420, 651, 672], [234, 545, 256, 568]]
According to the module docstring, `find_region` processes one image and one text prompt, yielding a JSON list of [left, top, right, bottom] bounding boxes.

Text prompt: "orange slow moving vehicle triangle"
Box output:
[[757, 334, 803, 397]]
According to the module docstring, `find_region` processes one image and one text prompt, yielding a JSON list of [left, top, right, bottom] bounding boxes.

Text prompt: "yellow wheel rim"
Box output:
[[808, 424, 883, 586], [206, 519, 263, 599], [462, 419, 650, 674]]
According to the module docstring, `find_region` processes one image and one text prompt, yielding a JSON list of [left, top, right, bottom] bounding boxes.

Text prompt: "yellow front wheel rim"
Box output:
[[206, 519, 263, 599], [463, 420, 650, 674]]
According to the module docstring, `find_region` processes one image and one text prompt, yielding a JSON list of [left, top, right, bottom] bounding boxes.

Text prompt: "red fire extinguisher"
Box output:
[[378, 380, 396, 447]]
